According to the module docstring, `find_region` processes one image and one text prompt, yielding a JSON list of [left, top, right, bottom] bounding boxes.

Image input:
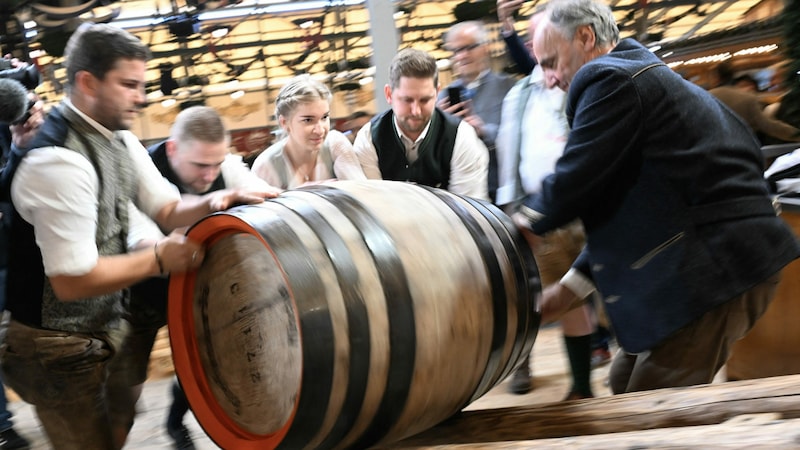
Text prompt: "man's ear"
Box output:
[[74, 70, 96, 98], [165, 139, 177, 158], [576, 24, 597, 52], [384, 84, 392, 103]]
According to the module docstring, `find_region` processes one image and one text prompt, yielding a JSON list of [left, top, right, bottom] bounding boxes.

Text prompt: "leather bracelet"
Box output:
[[154, 241, 165, 275]]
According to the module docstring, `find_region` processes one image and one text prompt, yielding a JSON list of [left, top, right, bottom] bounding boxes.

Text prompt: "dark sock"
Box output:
[[564, 334, 593, 397], [166, 380, 190, 430]]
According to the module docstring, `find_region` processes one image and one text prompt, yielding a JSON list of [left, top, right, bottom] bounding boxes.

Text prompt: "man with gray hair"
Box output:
[[353, 48, 489, 200], [516, 0, 799, 394], [438, 20, 516, 203]]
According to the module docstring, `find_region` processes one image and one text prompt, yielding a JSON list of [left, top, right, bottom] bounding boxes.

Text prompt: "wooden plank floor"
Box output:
[[5, 324, 622, 449]]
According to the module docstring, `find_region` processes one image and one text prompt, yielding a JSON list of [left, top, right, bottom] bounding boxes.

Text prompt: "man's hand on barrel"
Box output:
[[153, 231, 205, 275], [511, 211, 543, 251], [205, 187, 282, 212], [540, 283, 582, 324]]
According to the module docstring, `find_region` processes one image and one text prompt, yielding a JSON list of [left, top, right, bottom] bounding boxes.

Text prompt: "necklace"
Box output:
[[295, 162, 314, 183], [287, 145, 317, 183]]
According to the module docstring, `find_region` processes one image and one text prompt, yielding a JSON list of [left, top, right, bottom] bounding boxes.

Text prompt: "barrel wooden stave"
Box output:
[[170, 180, 539, 449]]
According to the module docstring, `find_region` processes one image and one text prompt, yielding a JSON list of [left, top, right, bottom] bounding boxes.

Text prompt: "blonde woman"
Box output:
[[251, 75, 366, 188]]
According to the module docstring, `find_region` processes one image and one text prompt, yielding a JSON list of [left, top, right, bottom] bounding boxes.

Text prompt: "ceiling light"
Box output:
[[292, 18, 317, 28], [161, 98, 177, 108], [211, 26, 229, 38], [231, 90, 245, 99], [733, 44, 778, 56]]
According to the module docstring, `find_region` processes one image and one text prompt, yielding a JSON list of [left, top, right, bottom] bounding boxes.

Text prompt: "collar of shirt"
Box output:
[[63, 98, 116, 141], [466, 69, 490, 91], [529, 65, 545, 86]]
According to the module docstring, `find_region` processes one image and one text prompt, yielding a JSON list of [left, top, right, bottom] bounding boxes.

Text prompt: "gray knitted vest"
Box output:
[[39, 105, 136, 332]]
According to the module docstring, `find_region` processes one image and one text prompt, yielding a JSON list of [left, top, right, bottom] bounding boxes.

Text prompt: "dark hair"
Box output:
[[715, 62, 735, 86], [388, 48, 438, 90], [733, 74, 759, 91], [349, 110, 372, 120], [64, 23, 151, 88]]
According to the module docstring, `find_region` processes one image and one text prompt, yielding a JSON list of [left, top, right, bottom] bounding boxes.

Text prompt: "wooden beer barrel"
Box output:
[[726, 204, 800, 380], [168, 180, 540, 449]]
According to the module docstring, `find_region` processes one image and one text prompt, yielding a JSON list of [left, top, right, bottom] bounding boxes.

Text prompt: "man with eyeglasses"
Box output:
[[438, 21, 516, 204]]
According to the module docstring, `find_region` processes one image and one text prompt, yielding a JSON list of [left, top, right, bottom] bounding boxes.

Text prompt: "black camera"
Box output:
[[0, 62, 42, 125], [0, 63, 41, 91]]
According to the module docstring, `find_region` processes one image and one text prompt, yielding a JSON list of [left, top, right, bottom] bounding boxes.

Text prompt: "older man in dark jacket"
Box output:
[[517, 0, 800, 394]]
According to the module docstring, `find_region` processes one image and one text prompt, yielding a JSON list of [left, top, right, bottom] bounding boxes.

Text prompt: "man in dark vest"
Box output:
[[117, 106, 279, 449], [0, 24, 271, 449], [0, 88, 43, 450], [353, 48, 490, 200]]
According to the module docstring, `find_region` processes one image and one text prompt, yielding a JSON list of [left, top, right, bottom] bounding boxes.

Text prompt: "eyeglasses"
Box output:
[[448, 42, 482, 55]]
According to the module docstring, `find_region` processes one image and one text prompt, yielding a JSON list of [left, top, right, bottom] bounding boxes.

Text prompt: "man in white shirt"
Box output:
[[0, 24, 271, 449], [119, 106, 280, 449], [496, 12, 597, 399], [353, 48, 489, 200]]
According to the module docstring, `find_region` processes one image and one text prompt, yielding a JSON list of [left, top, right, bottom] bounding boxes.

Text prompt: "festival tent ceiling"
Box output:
[[2, 0, 784, 103]]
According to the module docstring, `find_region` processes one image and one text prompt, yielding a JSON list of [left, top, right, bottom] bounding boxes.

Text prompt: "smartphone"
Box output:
[[447, 86, 463, 106]]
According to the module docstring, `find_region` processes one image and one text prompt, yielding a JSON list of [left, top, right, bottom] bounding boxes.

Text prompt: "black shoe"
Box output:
[[167, 424, 196, 450], [0, 428, 30, 450], [563, 390, 594, 402], [508, 365, 532, 395]]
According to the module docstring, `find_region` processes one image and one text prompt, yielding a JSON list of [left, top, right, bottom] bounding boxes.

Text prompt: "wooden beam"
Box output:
[[398, 415, 800, 449], [381, 375, 800, 448]]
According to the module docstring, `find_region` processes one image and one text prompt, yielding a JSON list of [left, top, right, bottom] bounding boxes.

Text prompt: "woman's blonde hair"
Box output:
[[274, 74, 332, 125]]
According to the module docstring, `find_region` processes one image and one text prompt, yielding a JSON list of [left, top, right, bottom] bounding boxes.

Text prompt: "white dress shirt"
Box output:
[[353, 113, 489, 200], [11, 100, 181, 277], [496, 66, 595, 299]]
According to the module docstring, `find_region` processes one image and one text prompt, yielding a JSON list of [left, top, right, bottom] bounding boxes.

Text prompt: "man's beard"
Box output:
[[399, 115, 429, 134]]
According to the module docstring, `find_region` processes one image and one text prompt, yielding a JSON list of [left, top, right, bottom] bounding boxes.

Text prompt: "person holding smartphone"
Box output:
[[437, 21, 516, 204]]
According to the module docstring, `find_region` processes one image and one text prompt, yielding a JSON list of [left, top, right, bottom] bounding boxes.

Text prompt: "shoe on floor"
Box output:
[[167, 424, 196, 450], [591, 348, 612, 368], [0, 427, 30, 450], [508, 365, 532, 395], [563, 390, 594, 402]]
